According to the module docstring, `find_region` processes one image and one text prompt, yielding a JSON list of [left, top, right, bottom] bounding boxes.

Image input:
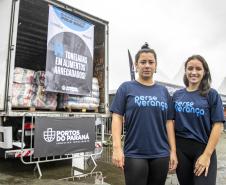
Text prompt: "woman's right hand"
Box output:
[[112, 147, 124, 169]]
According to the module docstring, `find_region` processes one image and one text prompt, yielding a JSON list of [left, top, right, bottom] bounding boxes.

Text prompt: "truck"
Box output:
[[0, 0, 109, 160]]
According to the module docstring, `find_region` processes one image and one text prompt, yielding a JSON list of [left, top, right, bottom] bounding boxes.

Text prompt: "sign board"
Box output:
[[34, 117, 95, 158], [45, 5, 94, 95]]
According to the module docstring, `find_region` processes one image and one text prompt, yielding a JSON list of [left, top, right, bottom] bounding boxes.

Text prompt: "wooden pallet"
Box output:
[[64, 106, 98, 113], [12, 107, 34, 111], [33, 107, 56, 111], [12, 107, 56, 112]]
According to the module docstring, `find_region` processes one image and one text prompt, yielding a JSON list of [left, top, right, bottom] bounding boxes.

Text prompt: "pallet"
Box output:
[[12, 107, 56, 112], [12, 107, 34, 111], [64, 106, 98, 113], [33, 107, 56, 111]]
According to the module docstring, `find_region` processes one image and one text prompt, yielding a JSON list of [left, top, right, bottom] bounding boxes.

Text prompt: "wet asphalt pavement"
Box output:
[[0, 132, 226, 185]]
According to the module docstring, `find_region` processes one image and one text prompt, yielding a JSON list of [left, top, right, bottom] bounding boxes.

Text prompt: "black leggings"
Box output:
[[176, 137, 217, 185], [124, 157, 169, 185]]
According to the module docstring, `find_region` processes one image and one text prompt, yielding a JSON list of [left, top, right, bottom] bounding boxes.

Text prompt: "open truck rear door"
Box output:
[[0, 0, 20, 111]]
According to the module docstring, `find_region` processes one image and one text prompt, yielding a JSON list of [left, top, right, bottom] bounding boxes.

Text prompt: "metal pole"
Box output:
[[36, 162, 42, 179], [101, 118, 105, 143]]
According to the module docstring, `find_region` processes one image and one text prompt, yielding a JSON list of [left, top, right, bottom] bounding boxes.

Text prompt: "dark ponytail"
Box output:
[[135, 42, 157, 64]]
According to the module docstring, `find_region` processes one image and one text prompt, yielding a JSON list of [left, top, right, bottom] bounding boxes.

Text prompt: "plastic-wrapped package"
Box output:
[[58, 77, 100, 110], [12, 67, 35, 108], [34, 71, 45, 85], [12, 69, 57, 110], [64, 101, 99, 110], [12, 96, 32, 108], [11, 83, 35, 107], [12, 83, 34, 99], [13, 67, 35, 84], [32, 85, 57, 110], [59, 95, 100, 110]]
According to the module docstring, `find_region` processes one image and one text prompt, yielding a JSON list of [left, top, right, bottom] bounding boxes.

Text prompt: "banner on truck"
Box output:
[[34, 117, 95, 158], [45, 5, 94, 95]]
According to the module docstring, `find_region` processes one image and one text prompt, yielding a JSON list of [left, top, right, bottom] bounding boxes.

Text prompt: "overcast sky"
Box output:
[[62, 0, 226, 92]]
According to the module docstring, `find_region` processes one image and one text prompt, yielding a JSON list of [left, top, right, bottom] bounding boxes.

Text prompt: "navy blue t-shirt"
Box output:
[[110, 81, 174, 158], [173, 88, 224, 144]]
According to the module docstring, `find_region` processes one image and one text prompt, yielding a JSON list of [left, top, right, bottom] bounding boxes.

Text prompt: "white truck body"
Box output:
[[0, 0, 109, 157]]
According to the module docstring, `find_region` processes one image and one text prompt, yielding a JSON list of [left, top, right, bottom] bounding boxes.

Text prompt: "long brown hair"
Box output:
[[183, 55, 212, 96]]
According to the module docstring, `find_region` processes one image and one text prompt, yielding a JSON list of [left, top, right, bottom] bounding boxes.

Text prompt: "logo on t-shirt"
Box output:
[[134, 96, 168, 110], [175, 101, 205, 117]]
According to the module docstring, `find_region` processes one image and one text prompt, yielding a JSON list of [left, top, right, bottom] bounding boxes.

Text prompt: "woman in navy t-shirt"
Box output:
[[173, 55, 224, 185], [110, 43, 177, 185]]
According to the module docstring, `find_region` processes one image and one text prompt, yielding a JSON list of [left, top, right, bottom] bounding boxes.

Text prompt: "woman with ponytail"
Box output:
[[110, 43, 177, 185]]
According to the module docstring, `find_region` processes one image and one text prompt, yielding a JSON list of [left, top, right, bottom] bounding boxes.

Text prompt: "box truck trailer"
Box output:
[[0, 0, 109, 158]]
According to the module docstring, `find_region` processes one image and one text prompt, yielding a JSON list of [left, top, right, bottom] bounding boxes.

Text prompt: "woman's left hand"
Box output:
[[169, 151, 178, 171], [194, 154, 210, 176]]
